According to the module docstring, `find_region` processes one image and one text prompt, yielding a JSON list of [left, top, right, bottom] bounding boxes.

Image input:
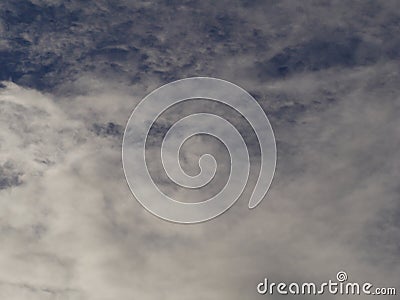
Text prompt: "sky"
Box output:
[[0, 0, 399, 299]]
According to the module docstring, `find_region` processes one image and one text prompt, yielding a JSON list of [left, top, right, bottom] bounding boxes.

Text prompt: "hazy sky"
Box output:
[[0, 1, 399, 299]]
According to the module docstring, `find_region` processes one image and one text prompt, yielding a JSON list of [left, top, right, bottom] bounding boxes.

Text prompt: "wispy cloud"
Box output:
[[0, 0, 399, 299]]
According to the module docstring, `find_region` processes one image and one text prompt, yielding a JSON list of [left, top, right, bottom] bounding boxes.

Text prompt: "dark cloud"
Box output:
[[258, 34, 383, 78], [0, 161, 23, 189], [92, 122, 123, 138]]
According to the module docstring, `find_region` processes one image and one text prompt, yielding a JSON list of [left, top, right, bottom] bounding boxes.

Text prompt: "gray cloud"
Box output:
[[0, 0, 399, 299]]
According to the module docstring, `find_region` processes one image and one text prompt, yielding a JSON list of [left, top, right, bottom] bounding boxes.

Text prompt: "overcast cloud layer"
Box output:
[[0, 1, 399, 299]]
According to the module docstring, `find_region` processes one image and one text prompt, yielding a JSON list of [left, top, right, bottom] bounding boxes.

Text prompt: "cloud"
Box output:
[[0, 0, 399, 299], [1, 57, 399, 299]]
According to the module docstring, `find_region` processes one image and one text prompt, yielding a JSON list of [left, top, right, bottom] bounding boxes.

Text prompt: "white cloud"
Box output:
[[0, 52, 400, 300]]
